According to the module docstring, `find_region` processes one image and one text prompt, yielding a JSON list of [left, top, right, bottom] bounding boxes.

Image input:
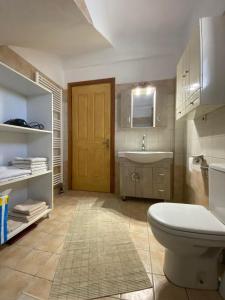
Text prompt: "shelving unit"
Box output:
[[0, 123, 52, 134], [0, 62, 53, 242], [0, 171, 52, 187]]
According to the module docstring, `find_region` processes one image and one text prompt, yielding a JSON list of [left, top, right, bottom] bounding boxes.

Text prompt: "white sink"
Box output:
[[118, 151, 173, 164]]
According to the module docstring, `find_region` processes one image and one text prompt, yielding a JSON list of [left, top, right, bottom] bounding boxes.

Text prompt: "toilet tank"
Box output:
[[209, 164, 225, 224]]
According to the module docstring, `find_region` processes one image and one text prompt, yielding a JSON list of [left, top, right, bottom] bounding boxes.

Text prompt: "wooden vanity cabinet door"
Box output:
[[135, 166, 153, 198], [120, 164, 136, 197]]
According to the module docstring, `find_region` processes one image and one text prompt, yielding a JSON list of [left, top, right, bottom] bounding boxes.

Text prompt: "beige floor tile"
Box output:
[[0, 245, 30, 268], [17, 293, 40, 300], [16, 230, 48, 248], [95, 296, 120, 300], [149, 235, 164, 253], [0, 267, 32, 300], [150, 250, 165, 275], [136, 249, 152, 273], [187, 289, 223, 300], [120, 288, 154, 300], [131, 233, 150, 251], [153, 274, 188, 300], [23, 277, 51, 300], [47, 222, 70, 236], [34, 233, 65, 253], [15, 249, 52, 275], [36, 253, 60, 281]]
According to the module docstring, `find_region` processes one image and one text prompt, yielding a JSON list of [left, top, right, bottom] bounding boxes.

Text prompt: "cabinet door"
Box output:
[[176, 58, 183, 119], [182, 45, 190, 108], [135, 166, 153, 198], [120, 164, 136, 197], [154, 87, 167, 127], [120, 90, 132, 128], [189, 26, 201, 100]]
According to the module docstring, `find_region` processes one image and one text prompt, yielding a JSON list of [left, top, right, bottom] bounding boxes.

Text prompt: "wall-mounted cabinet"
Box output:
[[176, 15, 225, 120]]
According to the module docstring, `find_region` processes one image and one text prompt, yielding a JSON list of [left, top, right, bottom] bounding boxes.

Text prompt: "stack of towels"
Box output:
[[12, 157, 48, 174], [9, 199, 48, 223]]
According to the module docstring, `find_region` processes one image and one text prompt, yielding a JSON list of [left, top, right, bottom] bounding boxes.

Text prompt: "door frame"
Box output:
[[68, 78, 115, 193]]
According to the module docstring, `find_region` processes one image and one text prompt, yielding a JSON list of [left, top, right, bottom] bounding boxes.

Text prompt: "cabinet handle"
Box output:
[[135, 173, 140, 181], [185, 70, 189, 74], [158, 189, 165, 192], [128, 116, 131, 124], [159, 174, 165, 176], [190, 102, 194, 105], [131, 172, 136, 182], [131, 172, 140, 181]]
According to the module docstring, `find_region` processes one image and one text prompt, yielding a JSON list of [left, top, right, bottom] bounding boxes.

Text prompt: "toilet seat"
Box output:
[[148, 203, 225, 241]]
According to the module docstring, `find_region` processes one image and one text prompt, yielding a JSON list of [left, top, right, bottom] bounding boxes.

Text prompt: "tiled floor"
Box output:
[[0, 191, 223, 300]]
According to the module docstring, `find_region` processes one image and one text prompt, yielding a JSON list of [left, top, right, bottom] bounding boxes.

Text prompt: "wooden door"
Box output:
[[71, 83, 111, 192]]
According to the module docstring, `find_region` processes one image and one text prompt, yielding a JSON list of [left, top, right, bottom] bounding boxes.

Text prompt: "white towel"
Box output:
[[9, 206, 49, 222], [12, 164, 48, 170], [14, 157, 48, 163], [13, 199, 47, 214], [12, 162, 48, 167], [0, 166, 31, 181]]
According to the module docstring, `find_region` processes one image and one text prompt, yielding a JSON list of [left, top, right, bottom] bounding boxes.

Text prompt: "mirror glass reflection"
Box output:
[[132, 86, 156, 128]]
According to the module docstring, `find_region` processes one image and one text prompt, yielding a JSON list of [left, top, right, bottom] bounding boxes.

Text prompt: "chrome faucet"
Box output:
[[141, 134, 146, 151]]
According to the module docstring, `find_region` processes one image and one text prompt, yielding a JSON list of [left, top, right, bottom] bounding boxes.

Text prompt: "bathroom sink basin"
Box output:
[[118, 151, 173, 163]]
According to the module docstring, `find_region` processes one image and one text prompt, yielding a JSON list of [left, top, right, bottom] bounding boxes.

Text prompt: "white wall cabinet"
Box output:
[[176, 15, 225, 120], [119, 158, 172, 201]]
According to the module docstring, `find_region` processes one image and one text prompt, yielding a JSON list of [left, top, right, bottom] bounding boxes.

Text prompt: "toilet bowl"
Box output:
[[147, 164, 225, 290]]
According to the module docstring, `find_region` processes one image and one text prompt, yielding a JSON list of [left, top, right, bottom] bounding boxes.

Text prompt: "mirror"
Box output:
[[131, 86, 156, 127]]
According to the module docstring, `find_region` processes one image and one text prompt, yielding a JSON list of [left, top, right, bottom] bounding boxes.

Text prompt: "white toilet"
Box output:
[[147, 164, 225, 290]]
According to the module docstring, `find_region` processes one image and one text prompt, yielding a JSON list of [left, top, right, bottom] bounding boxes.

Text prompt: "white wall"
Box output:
[[64, 54, 177, 84], [10, 46, 64, 87]]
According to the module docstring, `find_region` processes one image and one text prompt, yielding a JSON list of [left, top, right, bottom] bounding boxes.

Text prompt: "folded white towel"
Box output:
[[13, 199, 47, 214], [9, 206, 49, 222], [0, 166, 31, 181], [12, 162, 48, 167], [12, 164, 48, 170], [11, 204, 48, 217], [14, 157, 48, 163]]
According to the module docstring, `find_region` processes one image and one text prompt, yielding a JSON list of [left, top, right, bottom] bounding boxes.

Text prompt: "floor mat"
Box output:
[[49, 200, 152, 300]]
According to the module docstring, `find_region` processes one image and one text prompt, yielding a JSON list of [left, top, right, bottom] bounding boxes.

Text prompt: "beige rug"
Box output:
[[49, 200, 152, 300]]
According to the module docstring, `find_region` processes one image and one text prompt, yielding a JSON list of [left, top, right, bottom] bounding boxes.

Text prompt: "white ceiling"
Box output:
[[0, 0, 110, 57], [0, 0, 225, 71], [63, 0, 225, 69]]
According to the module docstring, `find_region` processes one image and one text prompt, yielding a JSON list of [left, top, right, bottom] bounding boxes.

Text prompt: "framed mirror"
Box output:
[[131, 86, 156, 128]]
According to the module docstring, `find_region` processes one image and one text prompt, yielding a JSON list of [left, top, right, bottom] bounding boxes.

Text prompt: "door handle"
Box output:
[[103, 138, 110, 148]]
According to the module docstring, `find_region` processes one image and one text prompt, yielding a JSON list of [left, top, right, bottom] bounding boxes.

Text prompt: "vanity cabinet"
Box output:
[[119, 158, 172, 201], [176, 15, 225, 120]]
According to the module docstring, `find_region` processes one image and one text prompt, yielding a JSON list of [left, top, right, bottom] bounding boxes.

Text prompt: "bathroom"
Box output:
[[0, 1, 225, 300]]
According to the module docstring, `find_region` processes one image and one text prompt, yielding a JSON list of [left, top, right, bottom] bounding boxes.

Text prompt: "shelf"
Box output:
[[0, 170, 52, 187], [0, 62, 51, 97], [0, 123, 52, 134], [7, 208, 52, 240]]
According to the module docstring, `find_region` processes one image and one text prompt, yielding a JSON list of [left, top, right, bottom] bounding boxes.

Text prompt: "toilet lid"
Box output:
[[148, 203, 225, 236]]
